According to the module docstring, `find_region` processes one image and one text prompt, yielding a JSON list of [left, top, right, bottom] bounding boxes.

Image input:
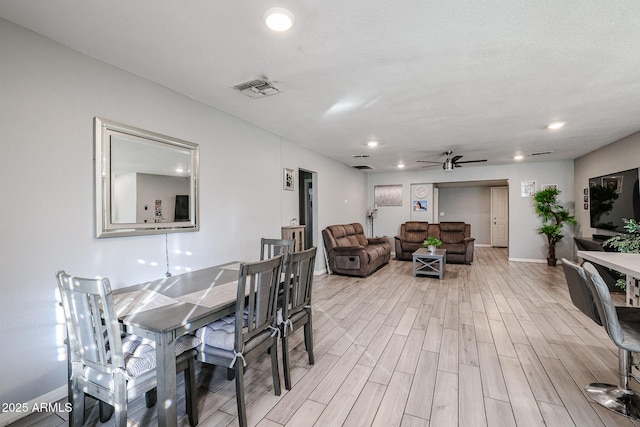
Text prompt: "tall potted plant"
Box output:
[[533, 187, 576, 266]]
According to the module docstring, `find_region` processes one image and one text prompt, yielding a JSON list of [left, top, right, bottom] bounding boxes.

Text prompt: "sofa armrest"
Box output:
[[368, 236, 389, 245], [463, 237, 475, 244]]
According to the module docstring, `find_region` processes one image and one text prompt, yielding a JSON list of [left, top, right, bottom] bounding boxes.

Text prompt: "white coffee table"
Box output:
[[413, 248, 447, 279]]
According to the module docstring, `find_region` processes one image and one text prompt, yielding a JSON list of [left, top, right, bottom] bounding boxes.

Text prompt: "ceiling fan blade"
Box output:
[[451, 155, 463, 163], [416, 160, 443, 164], [455, 159, 487, 164]]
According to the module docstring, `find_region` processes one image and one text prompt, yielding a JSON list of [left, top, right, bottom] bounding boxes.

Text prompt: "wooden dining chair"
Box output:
[[279, 246, 317, 390], [56, 271, 200, 427], [195, 255, 284, 427], [260, 237, 295, 260]]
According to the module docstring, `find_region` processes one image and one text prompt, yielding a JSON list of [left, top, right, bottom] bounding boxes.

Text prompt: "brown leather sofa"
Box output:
[[395, 221, 475, 264], [322, 223, 391, 277]]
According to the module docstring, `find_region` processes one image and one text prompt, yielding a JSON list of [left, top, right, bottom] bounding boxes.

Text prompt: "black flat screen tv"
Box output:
[[589, 167, 640, 233], [174, 195, 189, 221]]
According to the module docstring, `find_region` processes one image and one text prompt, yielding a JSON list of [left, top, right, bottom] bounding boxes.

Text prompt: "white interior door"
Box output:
[[491, 186, 509, 247]]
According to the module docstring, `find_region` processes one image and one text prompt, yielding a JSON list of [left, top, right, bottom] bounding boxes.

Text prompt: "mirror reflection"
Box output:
[[95, 117, 199, 238]]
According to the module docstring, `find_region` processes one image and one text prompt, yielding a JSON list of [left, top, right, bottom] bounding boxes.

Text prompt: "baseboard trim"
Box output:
[[0, 385, 67, 427], [508, 257, 563, 264]]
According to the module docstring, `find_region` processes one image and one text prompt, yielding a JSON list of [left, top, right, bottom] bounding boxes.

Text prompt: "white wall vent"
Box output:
[[531, 151, 554, 156], [351, 165, 374, 170], [233, 79, 280, 99]]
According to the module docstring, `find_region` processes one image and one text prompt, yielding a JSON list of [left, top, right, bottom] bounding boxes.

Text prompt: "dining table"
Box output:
[[112, 261, 243, 427], [577, 250, 640, 306]]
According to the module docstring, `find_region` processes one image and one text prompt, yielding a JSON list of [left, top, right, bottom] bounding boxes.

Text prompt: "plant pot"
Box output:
[[427, 245, 436, 253], [547, 258, 557, 266]]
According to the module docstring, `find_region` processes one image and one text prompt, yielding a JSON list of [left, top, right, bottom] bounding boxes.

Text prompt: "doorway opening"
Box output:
[[434, 179, 509, 255], [298, 169, 316, 249]]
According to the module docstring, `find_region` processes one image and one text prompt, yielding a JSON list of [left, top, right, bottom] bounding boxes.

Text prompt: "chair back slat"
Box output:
[[283, 247, 317, 319], [260, 238, 295, 260], [235, 255, 283, 348]]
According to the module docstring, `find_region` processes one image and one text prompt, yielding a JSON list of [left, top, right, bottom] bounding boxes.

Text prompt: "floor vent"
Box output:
[[351, 165, 374, 170], [233, 79, 280, 99]]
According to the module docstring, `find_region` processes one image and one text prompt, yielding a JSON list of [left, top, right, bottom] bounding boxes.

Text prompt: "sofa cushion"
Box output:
[[327, 223, 368, 247], [439, 222, 466, 245], [443, 242, 465, 254], [365, 244, 388, 262]]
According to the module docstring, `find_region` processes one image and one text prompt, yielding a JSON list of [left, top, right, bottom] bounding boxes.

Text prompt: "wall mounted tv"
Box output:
[[174, 195, 189, 221], [589, 167, 640, 233]]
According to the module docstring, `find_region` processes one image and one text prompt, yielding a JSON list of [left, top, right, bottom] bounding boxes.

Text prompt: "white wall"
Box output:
[[367, 160, 575, 261], [574, 131, 640, 241], [0, 19, 367, 408]]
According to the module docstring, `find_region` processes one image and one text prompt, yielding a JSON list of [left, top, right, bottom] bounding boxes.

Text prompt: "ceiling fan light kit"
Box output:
[[417, 151, 487, 172]]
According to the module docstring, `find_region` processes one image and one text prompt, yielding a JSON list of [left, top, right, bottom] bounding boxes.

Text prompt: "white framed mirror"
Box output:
[[95, 117, 199, 238]]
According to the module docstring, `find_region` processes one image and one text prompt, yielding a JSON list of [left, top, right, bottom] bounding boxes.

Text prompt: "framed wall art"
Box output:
[[521, 181, 536, 197], [374, 184, 402, 206], [283, 168, 294, 191]]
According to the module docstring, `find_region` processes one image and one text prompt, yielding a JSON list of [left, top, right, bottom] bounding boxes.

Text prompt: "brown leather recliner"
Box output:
[[394, 222, 430, 261], [395, 221, 475, 264], [322, 223, 391, 277]]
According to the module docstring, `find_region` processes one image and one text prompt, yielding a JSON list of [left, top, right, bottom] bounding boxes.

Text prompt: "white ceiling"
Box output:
[[2, 1, 640, 172]]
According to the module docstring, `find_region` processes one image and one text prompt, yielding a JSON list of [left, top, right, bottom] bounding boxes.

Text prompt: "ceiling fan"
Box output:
[[417, 151, 487, 171]]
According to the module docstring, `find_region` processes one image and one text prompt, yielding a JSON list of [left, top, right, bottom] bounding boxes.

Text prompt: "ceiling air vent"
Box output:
[[233, 79, 280, 99], [351, 165, 374, 170], [531, 151, 554, 156]]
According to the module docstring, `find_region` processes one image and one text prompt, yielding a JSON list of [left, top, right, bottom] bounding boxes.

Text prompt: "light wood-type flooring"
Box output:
[[11, 247, 640, 427]]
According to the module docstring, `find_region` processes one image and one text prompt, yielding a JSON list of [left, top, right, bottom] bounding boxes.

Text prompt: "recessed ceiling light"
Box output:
[[367, 141, 378, 147], [263, 7, 295, 32], [513, 155, 524, 160], [397, 163, 405, 169], [547, 121, 565, 130]]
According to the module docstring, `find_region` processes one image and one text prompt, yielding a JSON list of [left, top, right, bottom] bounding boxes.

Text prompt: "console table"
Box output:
[[282, 225, 305, 251], [577, 250, 640, 306]]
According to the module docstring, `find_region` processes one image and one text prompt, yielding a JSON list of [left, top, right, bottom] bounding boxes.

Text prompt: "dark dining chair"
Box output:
[[260, 237, 295, 260], [56, 271, 200, 427], [195, 255, 284, 427], [582, 262, 640, 419], [561, 258, 602, 325], [279, 246, 317, 390]]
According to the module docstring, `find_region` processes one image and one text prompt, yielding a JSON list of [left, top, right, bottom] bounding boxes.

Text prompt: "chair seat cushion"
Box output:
[[196, 314, 237, 351], [87, 334, 200, 388]]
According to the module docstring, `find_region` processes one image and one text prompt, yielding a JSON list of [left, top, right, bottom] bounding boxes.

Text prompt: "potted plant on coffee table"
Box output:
[[533, 187, 576, 266], [423, 236, 443, 253]]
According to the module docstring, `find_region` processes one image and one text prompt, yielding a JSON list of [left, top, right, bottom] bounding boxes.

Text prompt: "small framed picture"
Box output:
[[583, 195, 589, 202], [521, 181, 536, 197], [413, 200, 427, 211], [602, 176, 623, 193], [583, 188, 589, 195], [584, 203, 589, 210], [283, 168, 294, 191]]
